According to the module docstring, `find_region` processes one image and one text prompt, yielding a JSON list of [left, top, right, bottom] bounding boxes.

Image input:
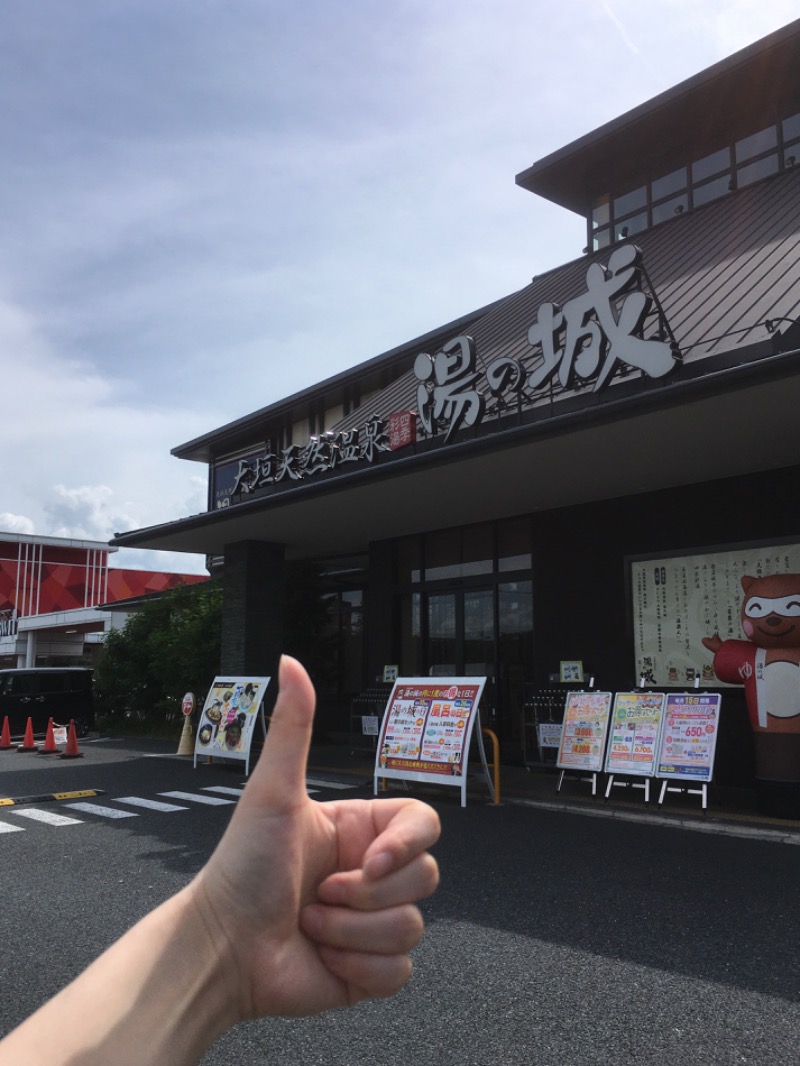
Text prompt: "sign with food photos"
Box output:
[[193, 676, 270, 774], [374, 677, 486, 802]]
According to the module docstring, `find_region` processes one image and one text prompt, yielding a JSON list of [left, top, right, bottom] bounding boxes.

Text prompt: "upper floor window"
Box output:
[[589, 112, 799, 252]]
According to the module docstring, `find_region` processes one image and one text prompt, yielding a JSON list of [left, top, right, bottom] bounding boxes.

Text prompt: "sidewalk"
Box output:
[[307, 741, 800, 844]]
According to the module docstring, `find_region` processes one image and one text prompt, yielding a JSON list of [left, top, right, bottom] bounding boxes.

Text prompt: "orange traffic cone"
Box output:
[[17, 717, 38, 753], [59, 719, 83, 760], [38, 717, 58, 755], [0, 717, 12, 751]]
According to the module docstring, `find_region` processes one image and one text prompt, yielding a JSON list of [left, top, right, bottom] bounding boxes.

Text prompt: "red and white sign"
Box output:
[[387, 410, 416, 450], [182, 692, 195, 717], [374, 677, 487, 805]]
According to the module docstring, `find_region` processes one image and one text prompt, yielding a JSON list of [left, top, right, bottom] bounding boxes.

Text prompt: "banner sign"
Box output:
[[193, 676, 270, 775], [374, 677, 487, 804], [604, 692, 667, 778], [556, 692, 613, 772], [655, 692, 722, 783], [631, 542, 800, 687]]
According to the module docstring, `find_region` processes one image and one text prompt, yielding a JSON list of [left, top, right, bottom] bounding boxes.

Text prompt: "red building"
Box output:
[[0, 532, 206, 668]]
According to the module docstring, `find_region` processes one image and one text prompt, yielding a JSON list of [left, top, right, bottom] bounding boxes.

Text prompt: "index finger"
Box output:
[[360, 798, 441, 881]]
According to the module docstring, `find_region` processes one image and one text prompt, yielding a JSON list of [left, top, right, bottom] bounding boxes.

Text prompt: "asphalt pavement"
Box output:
[[0, 735, 799, 1065]]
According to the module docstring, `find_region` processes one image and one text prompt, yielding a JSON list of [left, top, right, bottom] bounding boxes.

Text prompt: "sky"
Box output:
[[0, 0, 796, 575]]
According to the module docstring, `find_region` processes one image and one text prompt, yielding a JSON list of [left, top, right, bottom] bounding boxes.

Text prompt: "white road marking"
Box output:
[[11, 808, 83, 827], [159, 791, 235, 806], [202, 786, 245, 796], [114, 796, 189, 812], [0, 821, 25, 833], [65, 802, 139, 819]]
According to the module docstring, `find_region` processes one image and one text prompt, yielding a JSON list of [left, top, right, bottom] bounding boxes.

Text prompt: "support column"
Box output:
[[367, 541, 394, 683], [220, 541, 285, 710], [23, 630, 36, 668]]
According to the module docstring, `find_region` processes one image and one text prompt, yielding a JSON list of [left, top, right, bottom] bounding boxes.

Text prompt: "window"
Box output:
[[651, 167, 687, 200], [735, 126, 777, 163], [586, 112, 798, 252], [651, 194, 688, 225], [692, 174, 732, 207], [737, 154, 779, 188], [692, 147, 731, 182], [614, 212, 647, 241], [613, 186, 646, 218]]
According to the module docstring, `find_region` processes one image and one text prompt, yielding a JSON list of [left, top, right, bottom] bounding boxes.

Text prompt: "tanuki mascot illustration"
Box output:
[[703, 573, 800, 816]]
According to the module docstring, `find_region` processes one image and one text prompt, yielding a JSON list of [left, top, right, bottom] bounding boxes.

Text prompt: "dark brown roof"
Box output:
[[516, 18, 800, 213], [330, 168, 800, 433]]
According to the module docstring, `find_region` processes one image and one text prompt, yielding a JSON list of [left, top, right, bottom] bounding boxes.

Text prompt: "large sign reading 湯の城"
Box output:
[[374, 677, 488, 806], [193, 676, 270, 775], [212, 245, 679, 509]]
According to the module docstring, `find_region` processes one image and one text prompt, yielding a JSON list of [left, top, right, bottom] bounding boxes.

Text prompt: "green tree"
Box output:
[[94, 581, 222, 729]]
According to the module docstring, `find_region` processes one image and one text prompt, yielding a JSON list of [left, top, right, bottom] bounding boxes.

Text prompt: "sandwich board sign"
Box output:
[[193, 676, 270, 775], [604, 691, 667, 801], [655, 692, 722, 808], [555, 690, 613, 795], [374, 677, 488, 806]]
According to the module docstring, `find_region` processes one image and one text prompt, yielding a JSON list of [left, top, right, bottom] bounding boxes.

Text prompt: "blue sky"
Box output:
[[1, 0, 796, 573]]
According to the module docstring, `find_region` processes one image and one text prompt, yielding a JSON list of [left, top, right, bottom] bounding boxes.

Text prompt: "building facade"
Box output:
[[114, 22, 800, 789], [0, 532, 206, 668]]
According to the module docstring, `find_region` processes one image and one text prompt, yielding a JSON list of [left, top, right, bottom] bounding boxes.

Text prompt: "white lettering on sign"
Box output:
[[215, 247, 679, 504]]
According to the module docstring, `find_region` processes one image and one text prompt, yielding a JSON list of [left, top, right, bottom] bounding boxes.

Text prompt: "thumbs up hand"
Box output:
[[194, 655, 441, 1021]]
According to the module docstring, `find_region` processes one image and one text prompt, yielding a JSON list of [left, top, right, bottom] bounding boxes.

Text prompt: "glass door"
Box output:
[[425, 586, 498, 731]]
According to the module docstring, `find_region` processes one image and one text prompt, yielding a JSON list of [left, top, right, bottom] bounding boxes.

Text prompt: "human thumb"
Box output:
[[247, 655, 316, 805]]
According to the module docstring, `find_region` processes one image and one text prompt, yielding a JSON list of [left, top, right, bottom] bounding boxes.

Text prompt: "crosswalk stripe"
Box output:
[[11, 808, 83, 827], [65, 802, 139, 819], [114, 796, 189, 812], [160, 791, 235, 806], [202, 786, 245, 797], [0, 821, 25, 834]]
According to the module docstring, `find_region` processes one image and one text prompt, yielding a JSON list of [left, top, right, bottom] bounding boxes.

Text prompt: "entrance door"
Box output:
[[425, 588, 498, 730]]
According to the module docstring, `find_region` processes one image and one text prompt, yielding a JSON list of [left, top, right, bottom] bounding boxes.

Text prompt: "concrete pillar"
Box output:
[[220, 541, 285, 708], [366, 541, 394, 683]]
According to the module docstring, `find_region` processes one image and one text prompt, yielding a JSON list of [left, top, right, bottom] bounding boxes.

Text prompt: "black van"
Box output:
[[0, 668, 95, 738]]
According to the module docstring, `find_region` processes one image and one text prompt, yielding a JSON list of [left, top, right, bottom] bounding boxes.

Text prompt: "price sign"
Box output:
[[656, 693, 722, 783], [604, 692, 666, 778], [556, 692, 612, 772]]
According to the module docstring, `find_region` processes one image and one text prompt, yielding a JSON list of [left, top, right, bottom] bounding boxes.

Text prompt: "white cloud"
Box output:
[[0, 513, 35, 535], [0, 1, 795, 569]]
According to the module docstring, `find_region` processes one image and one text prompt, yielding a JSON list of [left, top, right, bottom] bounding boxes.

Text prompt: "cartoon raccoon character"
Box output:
[[703, 573, 800, 799]]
